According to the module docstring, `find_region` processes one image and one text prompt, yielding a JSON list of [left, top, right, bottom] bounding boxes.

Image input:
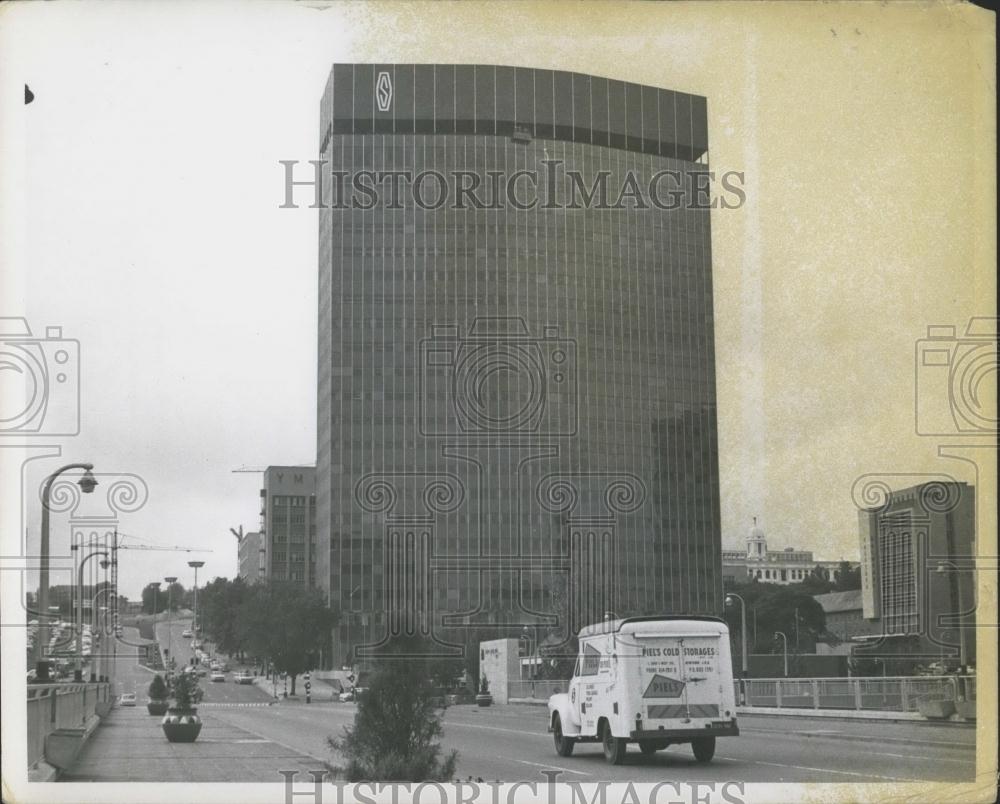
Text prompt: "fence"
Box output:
[[736, 675, 975, 713], [505, 675, 976, 714], [508, 679, 569, 702], [26, 682, 111, 769]]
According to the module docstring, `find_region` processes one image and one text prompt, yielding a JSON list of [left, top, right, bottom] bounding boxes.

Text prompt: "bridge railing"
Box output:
[[735, 675, 975, 712], [26, 682, 111, 769], [508, 679, 569, 702], [505, 675, 975, 714]]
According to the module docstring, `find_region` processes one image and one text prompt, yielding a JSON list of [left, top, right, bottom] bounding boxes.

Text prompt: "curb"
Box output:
[[739, 724, 975, 749]]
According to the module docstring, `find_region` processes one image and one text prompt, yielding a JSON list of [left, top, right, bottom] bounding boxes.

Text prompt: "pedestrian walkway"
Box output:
[[61, 701, 326, 782]]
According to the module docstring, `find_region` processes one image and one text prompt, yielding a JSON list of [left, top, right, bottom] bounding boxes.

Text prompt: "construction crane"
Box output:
[[90, 531, 212, 640]]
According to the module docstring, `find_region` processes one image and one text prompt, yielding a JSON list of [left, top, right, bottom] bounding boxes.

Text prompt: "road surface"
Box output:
[[65, 628, 979, 785]]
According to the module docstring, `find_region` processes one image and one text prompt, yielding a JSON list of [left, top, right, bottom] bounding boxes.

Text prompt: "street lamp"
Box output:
[[97, 560, 110, 682], [76, 548, 108, 681], [37, 463, 97, 681], [725, 593, 748, 677], [164, 576, 177, 675], [188, 560, 205, 635], [936, 561, 969, 672], [773, 631, 789, 678]]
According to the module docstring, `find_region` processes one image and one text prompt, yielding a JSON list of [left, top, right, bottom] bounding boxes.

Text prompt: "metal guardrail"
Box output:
[[506, 676, 976, 714], [734, 676, 975, 712], [26, 682, 111, 768], [508, 679, 569, 701]]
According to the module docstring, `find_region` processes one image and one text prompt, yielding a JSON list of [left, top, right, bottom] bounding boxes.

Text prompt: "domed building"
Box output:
[[722, 518, 853, 586]]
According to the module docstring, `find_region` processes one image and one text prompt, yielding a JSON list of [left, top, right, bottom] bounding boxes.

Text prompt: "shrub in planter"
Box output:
[[475, 674, 492, 707], [162, 670, 204, 742], [147, 674, 170, 716]]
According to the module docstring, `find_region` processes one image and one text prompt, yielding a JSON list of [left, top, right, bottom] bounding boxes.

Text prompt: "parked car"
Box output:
[[119, 693, 137, 707], [210, 670, 225, 683], [181, 629, 193, 638], [338, 689, 355, 702]]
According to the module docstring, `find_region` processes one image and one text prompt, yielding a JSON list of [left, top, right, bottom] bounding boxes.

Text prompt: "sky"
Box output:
[[1, 0, 995, 600]]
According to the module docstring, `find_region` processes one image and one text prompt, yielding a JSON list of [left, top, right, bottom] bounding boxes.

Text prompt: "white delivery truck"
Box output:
[[548, 615, 739, 764]]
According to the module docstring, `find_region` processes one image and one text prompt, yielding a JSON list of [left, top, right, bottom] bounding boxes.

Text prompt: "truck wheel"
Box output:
[[552, 713, 575, 757], [601, 721, 626, 765], [639, 740, 667, 755], [691, 736, 716, 763]]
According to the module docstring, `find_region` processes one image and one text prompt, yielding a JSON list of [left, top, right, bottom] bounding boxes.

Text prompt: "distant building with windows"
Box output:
[[722, 518, 855, 586], [237, 530, 264, 583], [855, 481, 975, 669], [813, 589, 879, 644], [260, 466, 318, 588]]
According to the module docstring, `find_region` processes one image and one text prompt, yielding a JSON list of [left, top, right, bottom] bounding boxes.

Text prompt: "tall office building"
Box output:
[[260, 466, 318, 588], [857, 481, 976, 667], [316, 64, 722, 666]]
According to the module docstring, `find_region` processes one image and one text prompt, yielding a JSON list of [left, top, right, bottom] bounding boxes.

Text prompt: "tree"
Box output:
[[165, 582, 186, 611], [141, 582, 167, 614], [198, 577, 250, 657], [242, 580, 338, 695], [833, 561, 861, 591], [722, 581, 829, 654], [148, 674, 168, 700], [170, 670, 204, 710], [328, 638, 458, 781]]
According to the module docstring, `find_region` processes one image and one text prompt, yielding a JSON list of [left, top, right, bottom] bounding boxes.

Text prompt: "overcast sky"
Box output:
[[1, 1, 994, 599]]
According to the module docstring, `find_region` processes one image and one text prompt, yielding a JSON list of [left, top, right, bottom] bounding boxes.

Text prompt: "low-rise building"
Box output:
[[723, 519, 855, 586]]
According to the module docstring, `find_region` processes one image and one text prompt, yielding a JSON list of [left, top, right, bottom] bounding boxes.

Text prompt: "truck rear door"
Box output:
[[637, 634, 723, 725]]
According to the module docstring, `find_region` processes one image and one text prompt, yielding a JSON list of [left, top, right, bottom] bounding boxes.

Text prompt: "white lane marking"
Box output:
[[513, 759, 592, 777], [867, 751, 975, 764], [717, 755, 923, 782], [444, 721, 549, 738]]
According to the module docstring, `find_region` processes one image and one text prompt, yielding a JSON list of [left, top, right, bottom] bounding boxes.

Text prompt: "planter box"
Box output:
[[161, 709, 202, 742], [917, 699, 955, 720], [956, 700, 976, 721], [147, 700, 169, 716], [476, 693, 493, 707]]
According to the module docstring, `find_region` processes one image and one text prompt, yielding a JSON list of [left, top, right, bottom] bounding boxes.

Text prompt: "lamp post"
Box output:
[[774, 631, 788, 678], [936, 561, 968, 673], [37, 463, 97, 681], [97, 559, 110, 681], [164, 576, 177, 675], [725, 593, 749, 677], [76, 549, 108, 681], [188, 560, 205, 636]]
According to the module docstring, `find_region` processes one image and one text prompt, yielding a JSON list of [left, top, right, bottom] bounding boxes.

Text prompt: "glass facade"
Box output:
[[317, 65, 721, 666]]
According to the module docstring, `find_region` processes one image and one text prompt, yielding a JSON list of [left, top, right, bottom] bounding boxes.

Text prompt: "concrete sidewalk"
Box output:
[[61, 700, 326, 782]]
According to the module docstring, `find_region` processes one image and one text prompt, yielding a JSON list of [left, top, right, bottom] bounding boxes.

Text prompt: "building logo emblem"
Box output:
[[375, 71, 393, 112]]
